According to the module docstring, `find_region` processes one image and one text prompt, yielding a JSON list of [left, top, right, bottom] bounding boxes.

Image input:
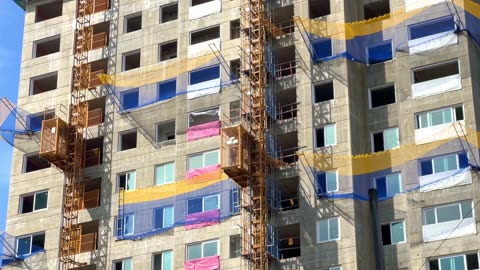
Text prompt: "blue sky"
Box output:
[[0, 1, 25, 232]]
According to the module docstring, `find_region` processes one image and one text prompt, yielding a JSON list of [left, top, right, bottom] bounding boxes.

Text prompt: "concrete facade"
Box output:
[[4, 0, 480, 269]]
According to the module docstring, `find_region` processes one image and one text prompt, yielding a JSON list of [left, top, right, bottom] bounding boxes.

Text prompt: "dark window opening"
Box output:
[[309, 0, 330, 18], [413, 61, 459, 84], [230, 234, 241, 258], [370, 85, 395, 108], [34, 36, 60, 58], [27, 111, 54, 132], [230, 19, 240, 39], [190, 26, 220, 45], [277, 131, 298, 163], [123, 50, 141, 71], [91, 21, 110, 50], [364, 0, 390, 20], [277, 88, 297, 121], [32, 234, 45, 252], [85, 137, 104, 167], [279, 176, 299, 211], [81, 178, 101, 209], [230, 59, 241, 80], [87, 96, 106, 127], [188, 108, 220, 127], [192, 0, 213, 6], [20, 191, 48, 214], [316, 128, 325, 148], [30, 72, 58, 95], [373, 132, 384, 152], [77, 220, 99, 253], [35, 1, 63, 23], [278, 224, 301, 259], [275, 46, 296, 77], [160, 41, 177, 61], [272, 5, 294, 35], [161, 3, 178, 23], [119, 131, 137, 151], [314, 81, 334, 103], [125, 13, 142, 33], [24, 154, 50, 173], [156, 120, 176, 143], [381, 223, 392, 245]]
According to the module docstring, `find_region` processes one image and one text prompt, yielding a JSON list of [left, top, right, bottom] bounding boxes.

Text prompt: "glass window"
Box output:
[[315, 171, 338, 194], [316, 124, 336, 148], [114, 258, 132, 270], [423, 201, 474, 225], [187, 194, 219, 214], [154, 206, 174, 229], [381, 221, 406, 245], [118, 171, 136, 191], [189, 65, 220, 85], [16, 233, 45, 256], [20, 191, 48, 214], [121, 89, 139, 110], [187, 240, 218, 261], [416, 106, 463, 129], [317, 217, 340, 243], [187, 243, 202, 260], [153, 251, 173, 270], [118, 213, 135, 237], [155, 162, 175, 186], [376, 173, 402, 198], [420, 153, 468, 176], [439, 256, 465, 270], [188, 150, 219, 170]]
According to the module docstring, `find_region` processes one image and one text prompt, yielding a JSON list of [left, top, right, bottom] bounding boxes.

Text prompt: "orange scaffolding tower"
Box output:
[[39, 0, 94, 269]]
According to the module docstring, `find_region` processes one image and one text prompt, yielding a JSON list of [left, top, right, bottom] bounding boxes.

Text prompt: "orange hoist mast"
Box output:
[[221, 0, 271, 267], [39, 0, 94, 269]]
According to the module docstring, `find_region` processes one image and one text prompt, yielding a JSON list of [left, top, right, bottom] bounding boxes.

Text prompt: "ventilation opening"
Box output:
[[230, 19, 240, 39], [125, 13, 142, 33], [91, 21, 110, 50], [77, 220, 99, 254], [364, 0, 390, 20], [30, 72, 58, 95], [309, 0, 330, 19], [279, 176, 299, 211], [314, 81, 334, 103], [190, 26, 220, 45], [161, 3, 178, 23], [192, 0, 213, 6], [123, 50, 141, 71], [188, 108, 220, 127], [85, 136, 103, 167], [24, 154, 50, 173], [413, 61, 459, 84], [156, 120, 176, 143], [34, 36, 60, 58], [370, 85, 395, 108], [229, 234, 241, 258], [119, 130, 137, 151], [277, 131, 298, 164], [89, 58, 108, 88], [273, 5, 294, 34], [275, 46, 296, 78], [87, 96, 106, 127], [27, 111, 54, 131], [278, 223, 301, 259], [35, 1, 63, 23], [230, 59, 241, 80], [160, 41, 177, 61], [81, 178, 101, 209], [277, 88, 297, 121]]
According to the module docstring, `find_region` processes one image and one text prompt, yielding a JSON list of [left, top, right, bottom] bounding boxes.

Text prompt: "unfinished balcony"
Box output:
[[220, 125, 252, 187], [79, 178, 101, 210], [84, 136, 103, 168], [73, 221, 99, 254], [88, 58, 108, 88], [90, 21, 109, 51], [87, 97, 105, 128]]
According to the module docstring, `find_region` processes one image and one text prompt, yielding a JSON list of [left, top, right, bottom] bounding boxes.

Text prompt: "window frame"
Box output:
[[422, 200, 474, 225], [187, 193, 220, 215], [118, 129, 138, 151], [120, 88, 140, 110], [15, 232, 45, 256], [117, 213, 135, 236], [124, 12, 142, 33], [29, 71, 58, 96], [32, 35, 61, 58], [315, 170, 338, 194], [22, 152, 50, 173], [186, 239, 219, 261], [366, 40, 393, 65], [315, 123, 336, 148], [113, 258, 133, 270], [117, 170, 136, 192], [188, 65, 221, 85], [154, 205, 174, 229], [408, 15, 456, 41], [368, 83, 396, 109], [155, 120, 176, 143], [155, 162, 175, 186], [19, 190, 49, 214], [374, 172, 402, 198], [156, 78, 177, 101], [160, 2, 178, 24], [381, 220, 406, 245], [189, 26, 220, 45], [152, 250, 173, 270], [415, 105, 463, 129], [122, 50, 141, 71], [187, 149, 220, 170], [419, 152, 468, 176], [316, 217, 340, 243], [411, 59, 460, 85], [371, 127, 400, 152], [313, 80, 334, 103], [158, 41, 178, 62], [428, 253, 479, 270]]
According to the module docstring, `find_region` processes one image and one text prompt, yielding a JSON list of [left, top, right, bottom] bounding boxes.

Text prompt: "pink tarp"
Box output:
[[187, 120, 221, 142], [184, 255, 220, 270], [186, 164, 220, 180], [185, 209, 220, 230]]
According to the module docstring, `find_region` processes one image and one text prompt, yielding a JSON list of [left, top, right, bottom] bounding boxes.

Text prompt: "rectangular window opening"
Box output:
[[33, 36, 60, 58], [370, 84, 395, 108], [125, 13, 142, 33], [20, 191, 48, 214], [119, 130, 137, 151], [16, 233, 45, 256], [316, 217, 340, 243], [189, 65, 220, 85], [416, 105, 464, 129], [375, 173, 402, 198], [315, 171, 338, 195], [312, 38, 333, 60], [159, 41, 177, 61], [309, 0, 330, 18], [372, 127, 399, 152], [23, 153, 50, 173], [30, 72, 58, 95], [187, 194, 219, 214], [155, 162, 175, 186], [156, 120, 176, 143], [161, 3, 178, 23], [186, 240, 219, 260], [154, 206, 174, 229], [229, 234, 241, 258], [230, 19, 240, 39], [35, 1, 63, 23], [190, 26, 220, 45], [121, 89, 139, 110], [122, 50, 141, 71], [117, 171, 136, 192], [278, 223, 301, 259], [314, 81, 334, 103], [230, 59, 241, 80], [153, 251, 173, 270], [381, 220, 405, 245], [188, 107, 220, 127], [26, 110, 54, 132], [113, 258, 132, 270], [91, 21, 110, 50], [191, 0, 214, 6], [364, 0, 390, 20], [315, 124, 336, 148], [84, 136, 104, 167], [413, 61, 459, 84]]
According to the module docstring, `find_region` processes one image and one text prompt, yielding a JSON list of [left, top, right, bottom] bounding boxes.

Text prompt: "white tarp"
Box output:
[[409, 31, 458, 55], [405, 0, 444, 12], [188, 38, 221, 59], [415, 121, 465, 145], [423, 217, 476, 242], [419, 167, 472, 192], [189, 0, 221, 20], [187, 78, 221, 99], [412, 74, 461, 99]]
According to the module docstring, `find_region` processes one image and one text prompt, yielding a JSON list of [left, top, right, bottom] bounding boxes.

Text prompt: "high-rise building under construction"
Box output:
[[2, 0, 480, 269]]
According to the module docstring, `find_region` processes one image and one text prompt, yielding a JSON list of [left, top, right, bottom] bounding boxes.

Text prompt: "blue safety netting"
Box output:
[[0, 98, 37, 147]]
